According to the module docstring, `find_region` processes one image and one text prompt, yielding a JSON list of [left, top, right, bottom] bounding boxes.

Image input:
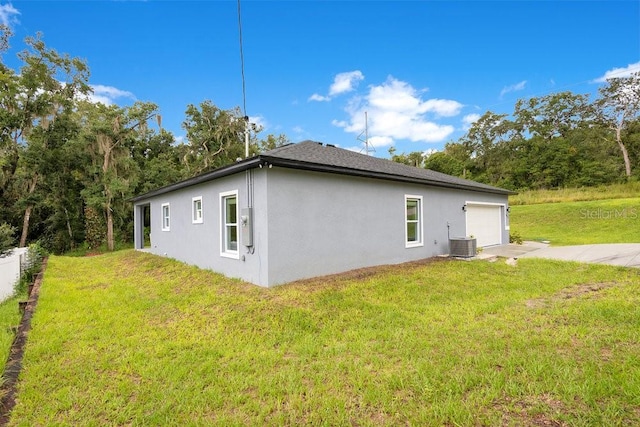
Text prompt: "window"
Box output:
[[161, 203, 170, 231], [192, 196, 203, 224], [220, 190, 239, 258], [405, 195, 423, 247]]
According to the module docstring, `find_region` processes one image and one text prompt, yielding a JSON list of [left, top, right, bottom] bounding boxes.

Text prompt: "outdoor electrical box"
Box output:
[[241, 208, 253, 247]]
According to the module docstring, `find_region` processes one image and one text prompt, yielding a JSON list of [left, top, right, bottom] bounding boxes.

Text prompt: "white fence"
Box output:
[[0, 248, 28, 303]]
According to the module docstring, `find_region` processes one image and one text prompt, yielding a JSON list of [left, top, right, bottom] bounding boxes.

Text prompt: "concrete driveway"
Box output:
[[481, 242, 640, 268]]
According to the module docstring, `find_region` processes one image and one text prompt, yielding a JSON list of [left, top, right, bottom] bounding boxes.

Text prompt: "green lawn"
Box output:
[[9, 251, 640, 426], [510, 198, 640, 245]]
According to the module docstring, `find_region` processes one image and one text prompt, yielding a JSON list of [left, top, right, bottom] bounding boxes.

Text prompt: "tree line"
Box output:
[[0, 28, 288, 254], [391, 74, 640, 191]]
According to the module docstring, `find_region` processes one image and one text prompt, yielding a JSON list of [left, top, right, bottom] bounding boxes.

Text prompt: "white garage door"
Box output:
[[466, 203, 503, 247]]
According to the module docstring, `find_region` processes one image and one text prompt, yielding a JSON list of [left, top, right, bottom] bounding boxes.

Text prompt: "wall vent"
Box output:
[[449, 237, 477, 258]]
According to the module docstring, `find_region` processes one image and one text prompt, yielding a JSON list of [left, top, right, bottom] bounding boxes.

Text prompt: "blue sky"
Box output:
[[1, 1, 639, 157]]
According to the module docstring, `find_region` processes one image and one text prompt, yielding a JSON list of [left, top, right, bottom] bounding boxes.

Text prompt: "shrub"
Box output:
[[509, 231, 523, 245], [15, 242, 48, 294]]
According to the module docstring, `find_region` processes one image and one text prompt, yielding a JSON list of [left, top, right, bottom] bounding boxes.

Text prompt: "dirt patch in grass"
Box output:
[[287, 257, 445, 289], [84, 252, 103, 257], [554, 282, 617, 299], [525, 282, 617, 308], [493, 393, 571, 426], [77, 282, 111, 291]]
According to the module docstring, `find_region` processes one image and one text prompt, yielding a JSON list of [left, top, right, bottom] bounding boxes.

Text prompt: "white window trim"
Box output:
[[220, 190, 239, 259], [161, 203, 170, 232], [405, 195, 424, 248], [192, 196, 203, 224]]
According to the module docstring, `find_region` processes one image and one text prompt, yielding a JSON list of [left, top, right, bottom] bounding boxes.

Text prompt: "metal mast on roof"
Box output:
[[358, 111, 375, 156], [237, 0, 250, 158]]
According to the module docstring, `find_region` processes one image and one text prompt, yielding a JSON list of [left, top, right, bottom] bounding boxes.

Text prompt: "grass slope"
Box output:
[[510, 198, 640, 246], [509, 182, 640, 205], [9, 251, 640, 426]]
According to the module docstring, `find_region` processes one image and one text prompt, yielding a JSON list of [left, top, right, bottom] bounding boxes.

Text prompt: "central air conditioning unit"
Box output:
[[449, 237, 477, 258]]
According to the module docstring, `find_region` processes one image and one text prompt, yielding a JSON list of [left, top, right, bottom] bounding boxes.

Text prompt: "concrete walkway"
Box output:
[[481, 242, 640, 268]]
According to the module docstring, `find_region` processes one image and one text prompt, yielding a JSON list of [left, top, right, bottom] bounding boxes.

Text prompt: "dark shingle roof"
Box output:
[[132, 140, 512, 202], [260, 140, 513, 195]]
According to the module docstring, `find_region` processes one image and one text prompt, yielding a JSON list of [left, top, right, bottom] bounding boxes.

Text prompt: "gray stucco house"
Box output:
[[132, 141, 512, 287]]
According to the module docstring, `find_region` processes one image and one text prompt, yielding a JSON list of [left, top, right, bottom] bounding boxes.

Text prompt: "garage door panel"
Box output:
[[466, 204, 502, 247]]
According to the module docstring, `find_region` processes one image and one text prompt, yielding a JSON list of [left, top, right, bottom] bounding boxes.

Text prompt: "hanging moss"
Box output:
[[84, 206, 105, 250]]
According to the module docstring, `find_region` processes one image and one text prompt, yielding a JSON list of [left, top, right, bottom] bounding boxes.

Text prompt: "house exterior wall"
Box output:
[[134, 170, 271, 286], [134, 166, 509, 288], [264, 168, 509, 286]]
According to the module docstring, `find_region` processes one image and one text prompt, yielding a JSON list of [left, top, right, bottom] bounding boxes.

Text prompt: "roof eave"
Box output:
[[130, 157, 263, 203]]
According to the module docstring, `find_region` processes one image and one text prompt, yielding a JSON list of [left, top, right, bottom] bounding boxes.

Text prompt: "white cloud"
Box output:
[[366, 79, 462, 117], [333, 76, 460, 145], [329, 70, 364, 96], [422, 99, 464, 117], [308, 93, 330, 102], [0, 3, 19, 27], [499, 80, 527, 98], [593, 61, 640, 83], [84, 84, 135, 105], [462, 113, 481, 130], [368, 135, 393, 146], [309, 70, 364, 102]]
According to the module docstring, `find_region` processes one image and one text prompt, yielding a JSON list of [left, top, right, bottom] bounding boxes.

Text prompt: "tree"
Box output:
[[423, 151, 465, 176], [0, 29, 23, 217], [80, 101, 160, 251], [0, 222, 16, 256], [130, 128, 185, 194], [513, 92, 594, 141], [388, 147, 425, 167], [595, 72, 640, 178], [182, 101, 261, 175], [457, 111, 518, 184], [9, 34, 90, 247], [623, 117, 640, 179], [0, 24, 11, 56], [258, 133, 290, 152]]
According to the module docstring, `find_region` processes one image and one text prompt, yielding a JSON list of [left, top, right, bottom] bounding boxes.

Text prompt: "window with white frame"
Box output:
[[161, 203, 170, 231], [220, 190, 239, 258], [405, 195, 423, 247], [192, 196, 203, 224]]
